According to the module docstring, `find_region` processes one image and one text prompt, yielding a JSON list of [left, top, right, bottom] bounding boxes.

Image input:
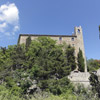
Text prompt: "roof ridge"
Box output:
[[19, 34, 77, 37]]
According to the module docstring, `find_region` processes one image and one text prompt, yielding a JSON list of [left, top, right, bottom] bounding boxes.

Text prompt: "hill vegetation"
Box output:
[[0, 37, 99, 100], [87, 59, 100, 72]]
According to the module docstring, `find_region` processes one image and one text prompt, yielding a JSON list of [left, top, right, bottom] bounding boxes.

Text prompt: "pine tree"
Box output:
[[77, 48, 85, 72]]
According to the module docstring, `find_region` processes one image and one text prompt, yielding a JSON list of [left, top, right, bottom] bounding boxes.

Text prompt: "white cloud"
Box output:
[[0, 22, 7, 32], [13, 25, 19, 32], [5, 32, 10, 36], [0, 2, 19, 36]]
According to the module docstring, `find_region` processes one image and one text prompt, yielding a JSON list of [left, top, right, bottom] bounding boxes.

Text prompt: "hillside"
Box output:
[[0, 37, 100, 100]]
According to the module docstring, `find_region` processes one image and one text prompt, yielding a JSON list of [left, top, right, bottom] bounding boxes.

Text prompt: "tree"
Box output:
[[89, 73, 100, 98], [26, 36, 31, 51], [65, 45, 76, 71], [77, 49, 85, 72], [10, 44, 26, 70], [0, 37, 75, 96], [25, 37, 72, 94], [87, 59, 100, 72]]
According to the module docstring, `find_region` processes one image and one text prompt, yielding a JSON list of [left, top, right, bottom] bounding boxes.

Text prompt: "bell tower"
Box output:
[[74, 26, 87, 72], [74, 26, 82, 35]]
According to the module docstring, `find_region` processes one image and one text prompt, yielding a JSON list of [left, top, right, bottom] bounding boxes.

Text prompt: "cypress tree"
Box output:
[[77, 48, 85, 72], [26, 36, 31, 51]]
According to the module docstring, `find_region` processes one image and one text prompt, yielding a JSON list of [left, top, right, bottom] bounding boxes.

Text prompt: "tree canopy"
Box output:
[[0, 37, 100, 100], [0, 37, 76, 96]]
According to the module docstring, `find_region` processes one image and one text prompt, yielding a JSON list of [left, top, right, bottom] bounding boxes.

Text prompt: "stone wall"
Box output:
[[68, 71, 90, 87]]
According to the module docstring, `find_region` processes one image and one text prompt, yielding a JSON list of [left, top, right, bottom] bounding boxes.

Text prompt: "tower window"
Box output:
[[78, 29, 80, 33], [71, 37, 74, 41], [59, 37, 62, 41]]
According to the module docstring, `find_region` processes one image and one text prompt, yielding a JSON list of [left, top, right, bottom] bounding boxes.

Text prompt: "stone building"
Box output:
[[18, 26, 87, 72]]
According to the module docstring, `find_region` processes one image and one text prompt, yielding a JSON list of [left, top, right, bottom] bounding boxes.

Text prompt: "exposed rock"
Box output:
[[27, 79, 41, 95], [68, 71, 90, 87]]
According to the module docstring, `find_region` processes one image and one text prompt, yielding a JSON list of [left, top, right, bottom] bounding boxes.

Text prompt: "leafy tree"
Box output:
[[77, 49, 85, 72], [89, 73, 100, 98], [10, 44, 26, 70], [47, 77, 72, 95], [0, 84, 23, 100], [0, 46, 15, 81], [25, 37, 72, 94], [0, 37, 77, 96], [87, 59, 100, 72]]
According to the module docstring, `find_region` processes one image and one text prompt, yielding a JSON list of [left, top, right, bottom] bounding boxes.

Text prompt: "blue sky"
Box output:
[[0, 0, 100, 59]]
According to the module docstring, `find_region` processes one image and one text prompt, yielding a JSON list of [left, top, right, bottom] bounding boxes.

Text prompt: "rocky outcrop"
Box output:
[[68, 71, 90, 87]]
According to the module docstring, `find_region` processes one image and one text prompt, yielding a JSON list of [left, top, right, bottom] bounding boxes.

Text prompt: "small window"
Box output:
[[59, 37, 62, 41], [71, 37, 74, 41], [77, 29, 80, 33], [72, 44, 74, 46]]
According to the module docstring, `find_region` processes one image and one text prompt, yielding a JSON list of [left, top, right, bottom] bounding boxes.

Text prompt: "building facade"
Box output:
[[18, 26, 87, 72]]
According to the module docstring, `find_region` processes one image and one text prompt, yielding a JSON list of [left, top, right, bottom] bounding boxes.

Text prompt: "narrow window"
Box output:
[[59, 37, 62, 41], [72, 37, 74, 41], [77, 29, 80, 33]]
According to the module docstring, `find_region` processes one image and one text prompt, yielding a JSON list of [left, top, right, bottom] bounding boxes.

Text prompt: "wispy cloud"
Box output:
[[0, 2, 19, 36]]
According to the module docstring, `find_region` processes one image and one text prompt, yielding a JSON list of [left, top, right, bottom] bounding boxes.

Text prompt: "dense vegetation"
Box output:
[[87, 59, 100, 72], [0, 37, 76, 99], [89, 72, 100, 98], [0, 36, 99, 100]]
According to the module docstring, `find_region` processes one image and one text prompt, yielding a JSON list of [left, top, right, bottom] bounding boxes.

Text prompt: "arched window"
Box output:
[[77, 29, 80, 33]]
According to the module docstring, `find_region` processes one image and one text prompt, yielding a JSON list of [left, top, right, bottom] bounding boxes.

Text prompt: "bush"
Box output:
[[0, 84, 23, 100]]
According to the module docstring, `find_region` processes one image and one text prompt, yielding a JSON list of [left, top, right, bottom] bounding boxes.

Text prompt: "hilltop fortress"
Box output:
[[18, 26, 87, 72], [18, 26, 90, 86]]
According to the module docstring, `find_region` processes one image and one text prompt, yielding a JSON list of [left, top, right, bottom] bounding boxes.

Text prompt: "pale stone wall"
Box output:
[[19, 35, 77, 45], [68, 71, 90, 87]]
